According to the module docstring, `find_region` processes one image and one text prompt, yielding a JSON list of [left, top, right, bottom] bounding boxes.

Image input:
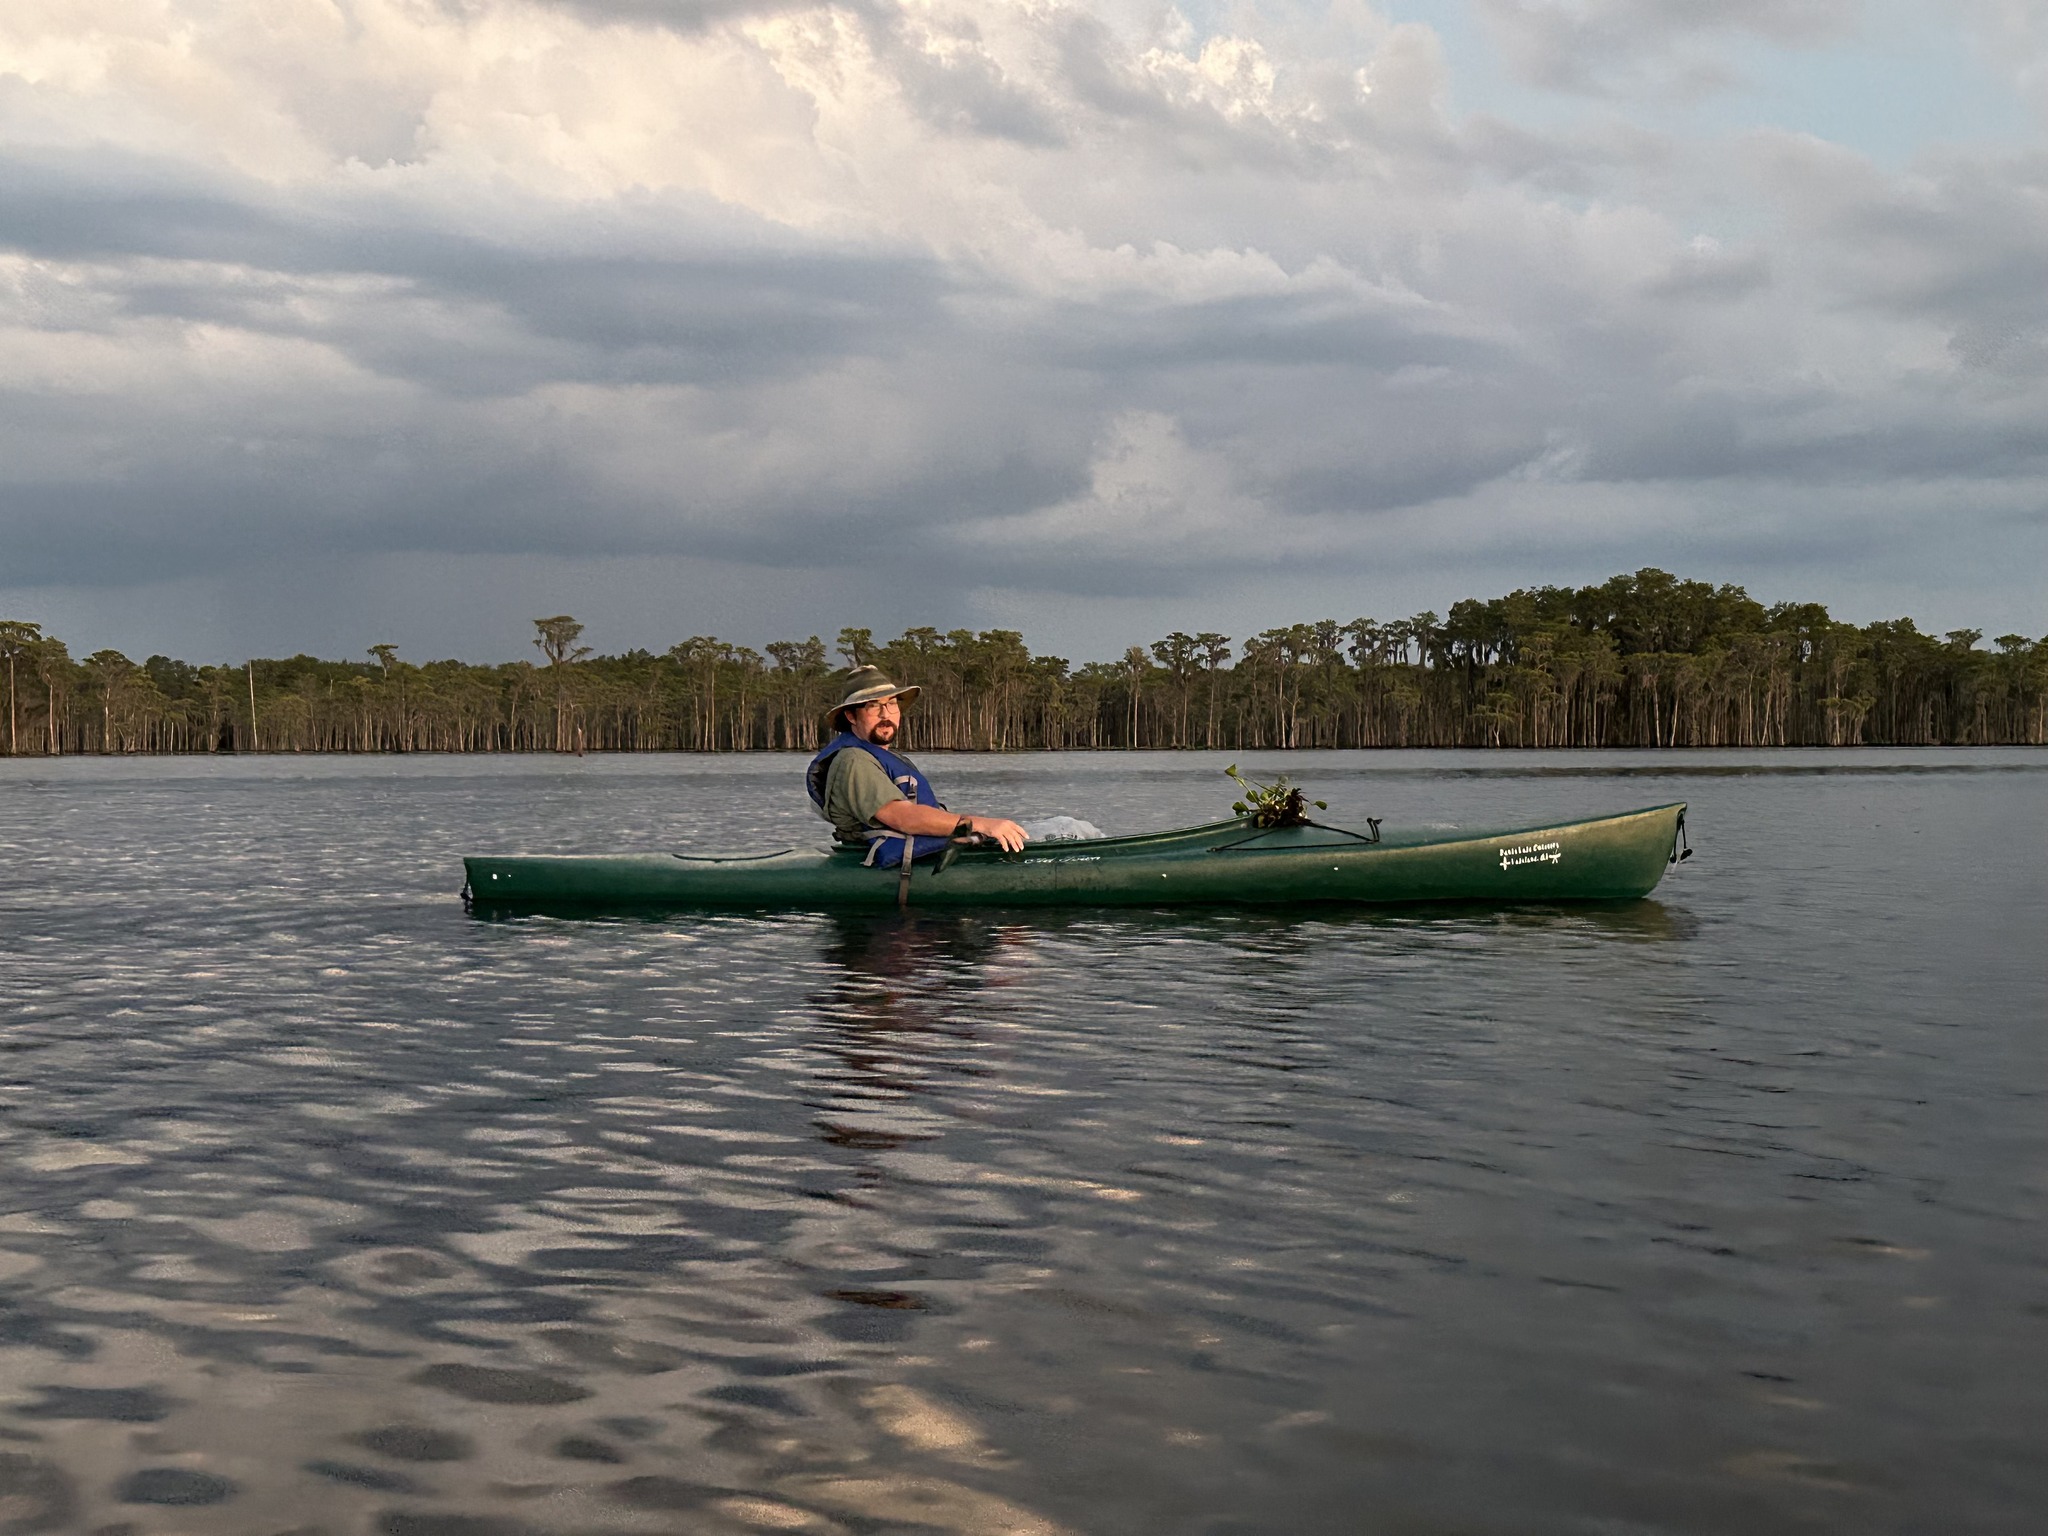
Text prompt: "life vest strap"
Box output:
[[861, 827, 992, 905]]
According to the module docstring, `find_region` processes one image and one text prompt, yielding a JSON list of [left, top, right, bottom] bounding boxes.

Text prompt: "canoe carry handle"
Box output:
[[1670, 810, 1692, 864]]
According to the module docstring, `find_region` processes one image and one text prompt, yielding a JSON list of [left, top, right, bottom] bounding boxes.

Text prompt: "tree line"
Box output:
[[2, 571, 2043, 756]]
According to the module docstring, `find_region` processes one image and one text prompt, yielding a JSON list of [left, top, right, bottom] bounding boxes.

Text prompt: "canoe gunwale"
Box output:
[[669, 848, 823, 865]]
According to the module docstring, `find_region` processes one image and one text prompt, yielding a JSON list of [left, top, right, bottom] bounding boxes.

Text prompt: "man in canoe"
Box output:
[[808, 666, 1028, 865]]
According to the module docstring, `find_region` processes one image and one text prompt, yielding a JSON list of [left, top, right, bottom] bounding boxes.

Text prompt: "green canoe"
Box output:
[[463, 802, 1689, 913]]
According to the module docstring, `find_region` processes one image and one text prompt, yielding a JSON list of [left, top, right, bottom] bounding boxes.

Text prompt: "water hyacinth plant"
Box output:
[[1224, 765, 1327, 828]]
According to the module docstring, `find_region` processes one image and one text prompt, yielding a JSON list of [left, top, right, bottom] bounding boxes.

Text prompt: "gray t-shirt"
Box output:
[[822, 747, 909, 845]]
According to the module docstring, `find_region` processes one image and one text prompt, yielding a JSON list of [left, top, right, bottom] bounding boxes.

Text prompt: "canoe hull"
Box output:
[[464, 803, 1687, 914]]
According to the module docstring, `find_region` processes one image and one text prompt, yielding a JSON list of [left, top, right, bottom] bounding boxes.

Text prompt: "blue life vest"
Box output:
[[806, 732, 953, 867]]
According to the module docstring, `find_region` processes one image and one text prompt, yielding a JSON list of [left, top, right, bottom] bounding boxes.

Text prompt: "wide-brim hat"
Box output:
[[825, 665, 920, 725]]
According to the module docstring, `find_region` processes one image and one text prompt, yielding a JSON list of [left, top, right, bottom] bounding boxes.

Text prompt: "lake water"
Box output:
[[1, 749, 2043, 1535]]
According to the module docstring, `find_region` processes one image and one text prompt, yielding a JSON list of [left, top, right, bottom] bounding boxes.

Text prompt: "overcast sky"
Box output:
[[2, 0, 2044, 663]]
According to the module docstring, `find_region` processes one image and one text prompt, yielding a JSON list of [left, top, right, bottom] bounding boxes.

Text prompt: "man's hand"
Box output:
[[873, 801, 1029, 853], [963, 815, 1028, 853]]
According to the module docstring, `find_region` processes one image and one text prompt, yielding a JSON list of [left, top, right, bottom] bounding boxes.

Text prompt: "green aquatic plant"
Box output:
[[1224, 764, 1326, 828]]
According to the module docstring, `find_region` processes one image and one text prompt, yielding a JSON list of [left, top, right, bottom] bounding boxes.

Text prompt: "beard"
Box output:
[[867, 718, 898, 745]]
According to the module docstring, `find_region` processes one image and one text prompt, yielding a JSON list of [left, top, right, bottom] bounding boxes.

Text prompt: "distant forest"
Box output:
[[2, 571, 2043, 755]]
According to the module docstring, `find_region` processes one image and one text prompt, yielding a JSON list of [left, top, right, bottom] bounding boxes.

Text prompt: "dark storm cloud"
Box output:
[[1248, 418, 1548, 515], [0, 398, 1081, 590], [107, 253, 949, 395], [295, 247, 948, 395], [0, 145, 953, 395], [0, 150, 298, 268], [1576, 392, 2048, 484]]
